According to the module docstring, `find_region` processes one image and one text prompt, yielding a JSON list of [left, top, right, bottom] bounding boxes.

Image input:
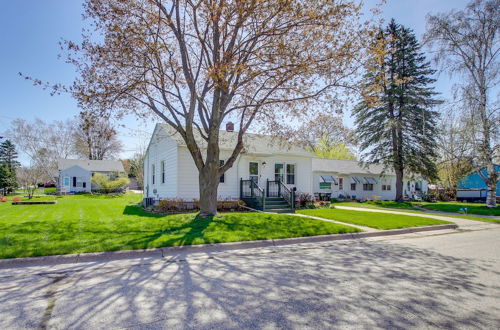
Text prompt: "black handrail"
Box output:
[[266, 179, 295, 210], [240, 178, 265, 209]]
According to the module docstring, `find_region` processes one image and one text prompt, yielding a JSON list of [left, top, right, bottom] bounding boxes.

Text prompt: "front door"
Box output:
[[249, 162, 259, 184]]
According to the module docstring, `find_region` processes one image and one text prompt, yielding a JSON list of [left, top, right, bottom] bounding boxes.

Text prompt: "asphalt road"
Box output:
[[1, 226, 499, 329]]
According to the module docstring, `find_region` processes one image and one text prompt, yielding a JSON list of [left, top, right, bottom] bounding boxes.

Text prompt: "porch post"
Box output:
[[239, 178, 243, 199]]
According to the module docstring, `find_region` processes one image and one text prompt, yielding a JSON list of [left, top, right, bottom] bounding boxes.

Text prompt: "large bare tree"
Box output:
[[73, 111, 123, 160], [64, 0, 372, 216], [436, 110, 474, 196], [425, 0, 499, 207], [7, 118, 76, 177]]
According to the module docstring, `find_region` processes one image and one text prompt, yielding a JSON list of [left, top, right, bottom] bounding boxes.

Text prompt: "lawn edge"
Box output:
[[0, 224, 457, 268]]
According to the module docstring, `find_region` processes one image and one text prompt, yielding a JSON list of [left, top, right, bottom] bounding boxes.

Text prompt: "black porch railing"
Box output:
[[266, 179, 295, 210], [240, 179, 266, 209]]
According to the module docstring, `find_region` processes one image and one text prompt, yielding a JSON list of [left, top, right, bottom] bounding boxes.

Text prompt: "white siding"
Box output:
[[176, 148, 240, 200], [59, 165, 91, 193], [313, 172, 397, 200], [144, 127, 178, 199], [236, 155, 313, 195], [175, 149, 314, 200]]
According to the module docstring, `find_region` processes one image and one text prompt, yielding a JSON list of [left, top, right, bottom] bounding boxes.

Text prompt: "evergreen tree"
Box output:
[[0, 165, 15, 196], [0, 140, 21, 172], [0, 140, 20, 194], [354, 20, 440, 201]]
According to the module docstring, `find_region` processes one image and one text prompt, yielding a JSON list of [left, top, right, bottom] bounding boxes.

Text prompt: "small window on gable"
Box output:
[[219, 160, 225, 183]]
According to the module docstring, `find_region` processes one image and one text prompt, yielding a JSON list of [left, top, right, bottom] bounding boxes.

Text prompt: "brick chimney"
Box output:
[[226, 122, 234, 132]]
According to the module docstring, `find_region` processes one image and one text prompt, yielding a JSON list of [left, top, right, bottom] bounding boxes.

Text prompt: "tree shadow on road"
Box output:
[[1, 239, 499, 329]]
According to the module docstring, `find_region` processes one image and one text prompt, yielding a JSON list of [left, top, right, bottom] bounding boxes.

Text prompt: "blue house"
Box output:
[[456, 165, 500, 202]]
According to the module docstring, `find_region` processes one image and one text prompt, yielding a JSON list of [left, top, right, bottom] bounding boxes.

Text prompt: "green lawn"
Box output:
[[332, 200, 414, 210], [417, 202, 500, 216], [0, 193, 359, 259], [297, 208, 451, 230]]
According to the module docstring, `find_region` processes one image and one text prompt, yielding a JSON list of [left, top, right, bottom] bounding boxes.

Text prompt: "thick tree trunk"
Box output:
[[198, 162, 220, 217], [485, 163, 498, 208], [395, 167, 404, 202], [478, 86, 497, 208]]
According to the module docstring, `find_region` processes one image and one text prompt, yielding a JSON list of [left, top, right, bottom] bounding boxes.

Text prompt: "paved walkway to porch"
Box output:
[[289, 213, 379, 232], [332, 205, 499, 231], [412, 205, 500, 220]]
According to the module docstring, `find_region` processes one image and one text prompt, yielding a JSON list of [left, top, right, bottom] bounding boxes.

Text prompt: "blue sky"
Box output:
[[0, 0, 470, 163]]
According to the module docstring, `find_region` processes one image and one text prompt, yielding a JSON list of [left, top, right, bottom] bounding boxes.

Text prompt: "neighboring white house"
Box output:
[[312, 158, 427, 201], [143, 123, 428, 209], [58, 159, 125, 193]]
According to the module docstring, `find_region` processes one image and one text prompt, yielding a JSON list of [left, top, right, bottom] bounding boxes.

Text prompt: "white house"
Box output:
[[144, 123, 428, 211], [58, 159, 125, 193], [312, 158, 427, 201]]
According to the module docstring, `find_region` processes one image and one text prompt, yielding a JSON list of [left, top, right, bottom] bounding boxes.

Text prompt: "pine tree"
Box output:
[[354, 20, 440, 201], [0, 140, 20, 194], [0, 140, 21, 172], [0, 165, 15, 196]]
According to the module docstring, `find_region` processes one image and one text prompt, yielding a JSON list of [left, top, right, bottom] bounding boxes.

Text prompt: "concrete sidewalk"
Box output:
[[333, 205, 498, 231]]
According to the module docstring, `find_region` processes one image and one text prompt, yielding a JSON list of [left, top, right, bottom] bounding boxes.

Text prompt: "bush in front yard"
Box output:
[[153, 197, 243, 214], [92, 173, 130, 194]]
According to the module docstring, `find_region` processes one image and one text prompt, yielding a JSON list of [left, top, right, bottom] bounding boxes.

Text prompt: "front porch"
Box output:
[[239, 178, 296, 213]]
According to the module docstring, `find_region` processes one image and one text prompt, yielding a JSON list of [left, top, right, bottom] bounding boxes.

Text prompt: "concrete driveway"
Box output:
[[1, 226, 499, 329]]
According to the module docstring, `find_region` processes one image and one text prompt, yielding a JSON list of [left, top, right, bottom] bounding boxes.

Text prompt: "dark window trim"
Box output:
[[161, 161, 165, 184], [286, 164, 295, 184], [363, 183, 374, 191], [274, 163, 284, 182], [219, 160, 225, 183]]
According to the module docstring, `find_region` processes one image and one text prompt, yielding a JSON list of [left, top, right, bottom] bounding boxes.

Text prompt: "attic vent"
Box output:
[[226, 122, 234, 132]]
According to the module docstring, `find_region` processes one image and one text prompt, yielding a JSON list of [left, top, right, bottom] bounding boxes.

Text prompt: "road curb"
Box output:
[[0, 224, 457, 268]]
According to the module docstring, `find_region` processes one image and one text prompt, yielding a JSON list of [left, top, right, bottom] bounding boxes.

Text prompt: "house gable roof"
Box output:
[[58, 159, 125, 172], [157, 124, 313, 157]]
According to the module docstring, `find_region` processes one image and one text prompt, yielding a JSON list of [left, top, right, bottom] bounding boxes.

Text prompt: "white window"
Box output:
[[219, 160, 225, 183], [75, 177, 85, 188], [161, 161, 165, 183], [275, 163, 284, 182], [249, 162, 259, 183], [275, 163, 296, 184], [339, 178, 344, 190], [286, 164, 295, 184]]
